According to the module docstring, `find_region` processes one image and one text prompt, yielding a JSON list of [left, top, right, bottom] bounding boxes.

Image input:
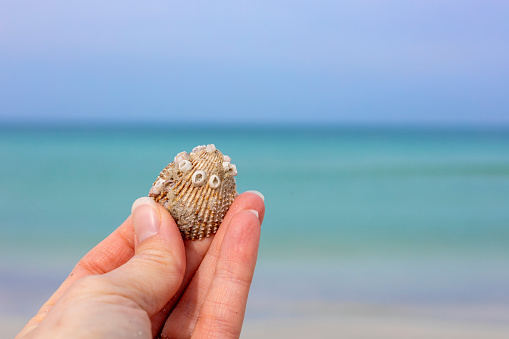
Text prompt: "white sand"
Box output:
[[241, 302, 509, 339], [1, 315, 29, 339], [241, 316, 509, 339], [5, 303, 509, 339]]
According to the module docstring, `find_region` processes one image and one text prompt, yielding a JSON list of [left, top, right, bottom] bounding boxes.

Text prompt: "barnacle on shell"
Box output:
[[149, 144, 238, 240]]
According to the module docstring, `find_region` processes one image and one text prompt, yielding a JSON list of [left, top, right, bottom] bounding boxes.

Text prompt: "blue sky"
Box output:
[[1, 1, 508, 126]]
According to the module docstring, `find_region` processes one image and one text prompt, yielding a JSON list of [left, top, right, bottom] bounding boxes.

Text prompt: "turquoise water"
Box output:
[[1, 126, 509, 317]]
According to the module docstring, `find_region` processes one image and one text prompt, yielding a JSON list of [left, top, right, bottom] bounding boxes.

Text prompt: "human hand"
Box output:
[[16, 191, 265, 339]]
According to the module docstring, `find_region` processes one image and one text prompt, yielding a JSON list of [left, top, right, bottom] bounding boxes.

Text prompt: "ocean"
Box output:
[[1, 126, 509, 334]]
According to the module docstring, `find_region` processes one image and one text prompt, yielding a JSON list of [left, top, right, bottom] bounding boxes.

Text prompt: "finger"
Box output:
[[182, 190, 265, 291], [180, 191, 265, 291], [192, 210, 261, 338], [98, 197, 186, 316], [156, 191, 265, 337], [160, 191, 264, 338], [17, 215, 136, 337], [18, 198, 185, 339]]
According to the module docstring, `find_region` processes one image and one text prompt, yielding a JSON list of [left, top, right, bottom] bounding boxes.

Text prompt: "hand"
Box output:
[[16, 191, 265, 339]]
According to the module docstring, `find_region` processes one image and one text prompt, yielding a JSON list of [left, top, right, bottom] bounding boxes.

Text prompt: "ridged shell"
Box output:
[[149, 144, 238, 240]]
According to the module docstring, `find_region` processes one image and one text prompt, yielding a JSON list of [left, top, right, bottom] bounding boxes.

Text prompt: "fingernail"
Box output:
[[132, 197, 161, 243], [246, 209, 259, 219], [246, 190, 264, 202]]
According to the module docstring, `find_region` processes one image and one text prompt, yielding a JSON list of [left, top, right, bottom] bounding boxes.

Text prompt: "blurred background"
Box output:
[[1, 1, 509, 338]]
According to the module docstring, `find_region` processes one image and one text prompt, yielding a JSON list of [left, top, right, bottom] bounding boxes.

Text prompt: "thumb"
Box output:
[[102, 197, 186, 315]]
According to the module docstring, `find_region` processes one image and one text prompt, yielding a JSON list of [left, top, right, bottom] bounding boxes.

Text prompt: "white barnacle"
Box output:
[[174, 152, 190, 167], [149, 178, 165, 196], [155, 178, 165, 190], [206, 144, 216, 153], [208, 174, 221, 189], [192, 145, 206, 154], [222, 162, 230, 171], [223, 155, 231, 163], [192, 170, 207, 186], [228, 164, 237, 177], [179, 160, 192, 173], [148, 185, 160, 197]]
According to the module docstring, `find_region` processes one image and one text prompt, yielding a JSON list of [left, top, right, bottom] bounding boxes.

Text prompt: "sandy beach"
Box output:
[[2, 315, 26, 339], [241, 301, 509, 339], [242, 315, 509, 339], [5, 302, 509, 339]]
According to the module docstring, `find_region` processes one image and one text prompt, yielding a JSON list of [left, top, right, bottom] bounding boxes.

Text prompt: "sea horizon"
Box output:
[[3, 119, 509, 131]]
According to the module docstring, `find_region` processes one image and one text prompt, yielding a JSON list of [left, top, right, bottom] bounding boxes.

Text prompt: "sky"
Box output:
[[1, 1, 508, 126]]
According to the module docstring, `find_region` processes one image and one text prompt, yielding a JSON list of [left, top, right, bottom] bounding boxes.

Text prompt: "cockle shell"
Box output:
[[149, 144, 238, 240]]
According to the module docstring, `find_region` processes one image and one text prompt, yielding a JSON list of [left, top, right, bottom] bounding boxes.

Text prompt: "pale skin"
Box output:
[[16, 191, 265, 339]]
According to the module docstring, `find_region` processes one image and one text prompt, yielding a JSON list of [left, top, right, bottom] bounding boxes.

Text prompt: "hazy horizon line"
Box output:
[[2, 119, 509, 133]]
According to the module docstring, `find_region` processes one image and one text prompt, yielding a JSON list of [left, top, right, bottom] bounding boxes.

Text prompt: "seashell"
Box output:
[[149, 144, 238, 240]]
